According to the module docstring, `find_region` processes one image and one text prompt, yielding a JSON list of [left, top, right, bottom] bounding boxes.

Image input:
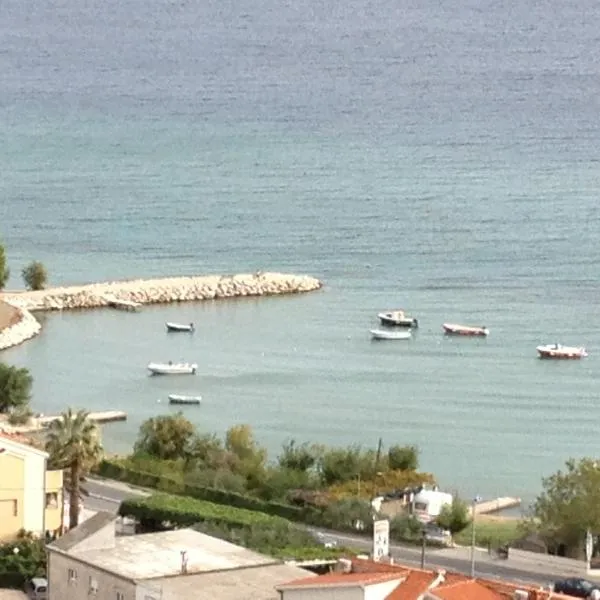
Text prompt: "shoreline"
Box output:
[[0, 271, 322, 351]]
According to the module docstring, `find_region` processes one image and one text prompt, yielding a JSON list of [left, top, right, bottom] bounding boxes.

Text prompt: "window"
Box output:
[[89, 576, 98, 595], [116, 593, 125, 600], [45, 492, 58, 508], [67, 568, 77, 583], [12, 500, 18, 516]]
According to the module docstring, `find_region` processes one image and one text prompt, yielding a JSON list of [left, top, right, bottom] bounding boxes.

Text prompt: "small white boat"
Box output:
[[147, 362, 198, 375], [166, 322, 194, 332], [537, 344, 588, 359], [370, 329, 412, 341], [168, 394, 202, 405], [378, 310, 418, 328], [443, 323, 489, 337], [102, 294, 141, 312]]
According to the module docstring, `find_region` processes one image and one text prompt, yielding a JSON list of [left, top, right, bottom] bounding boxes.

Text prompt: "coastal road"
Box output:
[[85, 478, 580, 587]]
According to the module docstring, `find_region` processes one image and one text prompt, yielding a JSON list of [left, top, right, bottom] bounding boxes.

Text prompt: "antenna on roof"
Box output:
[[180, 550, 188, 574]]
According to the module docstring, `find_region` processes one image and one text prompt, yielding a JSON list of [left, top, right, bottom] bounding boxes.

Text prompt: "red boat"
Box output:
[[443, 323, 489, 337]]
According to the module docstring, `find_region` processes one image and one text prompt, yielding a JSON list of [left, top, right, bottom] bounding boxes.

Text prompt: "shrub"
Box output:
[[7, 405, 33, 426], [100, 459, 309, 522], [0, 363, 33, 414], [0, 244, 8, 290], [388, 445, 419, 471], [21, 261, 47, 291], [118, 492, 293, 529]]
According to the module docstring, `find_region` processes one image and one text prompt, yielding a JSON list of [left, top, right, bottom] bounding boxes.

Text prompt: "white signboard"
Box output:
[[373, 519, 390, 561]]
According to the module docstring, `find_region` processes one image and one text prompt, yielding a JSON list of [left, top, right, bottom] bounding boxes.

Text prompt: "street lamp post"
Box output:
[[420, 527, 427, 569], [470, 495, 482, 578]]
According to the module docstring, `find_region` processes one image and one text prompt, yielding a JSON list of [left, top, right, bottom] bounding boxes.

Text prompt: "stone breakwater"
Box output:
[[0, 272, 322, 351]]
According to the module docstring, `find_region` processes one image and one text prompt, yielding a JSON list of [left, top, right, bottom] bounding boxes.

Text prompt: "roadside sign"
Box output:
[[373, 519, 390, 561]]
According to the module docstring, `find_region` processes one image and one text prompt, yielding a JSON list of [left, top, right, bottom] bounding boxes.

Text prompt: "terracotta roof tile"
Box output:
[[432, 579, 504, 600], [387, 570, 437, 599], [279, 571, 404, 589], [0, 430, 42, 450]]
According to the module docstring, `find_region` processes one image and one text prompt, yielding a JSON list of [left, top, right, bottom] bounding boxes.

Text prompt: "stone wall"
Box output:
[[0, 272, 322, 351]]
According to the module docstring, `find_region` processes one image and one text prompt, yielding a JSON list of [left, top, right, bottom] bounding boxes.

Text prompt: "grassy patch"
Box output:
[[454, 517, 522, 547]]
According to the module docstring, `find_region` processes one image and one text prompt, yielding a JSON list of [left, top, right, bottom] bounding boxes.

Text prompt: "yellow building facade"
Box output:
[[0, 433, 63, 541]]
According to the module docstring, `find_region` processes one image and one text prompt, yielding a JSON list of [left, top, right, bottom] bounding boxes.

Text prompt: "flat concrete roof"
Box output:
[[152, 563, 311, 600], [70, 529, 277, 580]]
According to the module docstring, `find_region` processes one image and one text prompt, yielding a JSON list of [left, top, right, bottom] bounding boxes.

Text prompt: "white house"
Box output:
[[46, 512, 310, 600], [411, 487, 453, 523]]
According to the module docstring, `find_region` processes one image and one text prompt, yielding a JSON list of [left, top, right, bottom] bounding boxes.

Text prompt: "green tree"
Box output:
[[0, 363, 33, 414], [532, 458, 600, 556], [0, 243, 9, 290], [436, 499, 470, 539], [134, 413, 195, 460], [278, 439, 317, 472], [388, 444, 419, 471], [318, 446, 363, 486], [21, 261, 48, 291], [225, 424, 267, 489], [0, 532, 47, 588], [186, 432, 226, 469], [45, 409, 103, 530]]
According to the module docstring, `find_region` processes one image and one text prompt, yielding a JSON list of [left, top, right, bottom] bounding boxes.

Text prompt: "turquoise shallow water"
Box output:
[[2, 0, 600, 504]]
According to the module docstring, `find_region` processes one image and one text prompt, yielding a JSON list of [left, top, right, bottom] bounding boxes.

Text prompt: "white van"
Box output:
[[25, 577, 48, 600]]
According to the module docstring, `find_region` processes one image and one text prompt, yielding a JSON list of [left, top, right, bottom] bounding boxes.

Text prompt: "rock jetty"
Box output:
[[0, 272, 322, 351]]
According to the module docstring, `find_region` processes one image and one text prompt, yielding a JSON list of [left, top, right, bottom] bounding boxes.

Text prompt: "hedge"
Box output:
[[98, 459, 316, 523], [118, 492, 296, 530]]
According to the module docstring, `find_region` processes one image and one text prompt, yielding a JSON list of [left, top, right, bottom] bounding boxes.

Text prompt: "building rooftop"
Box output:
[[279, 571, 405, 589], [154, 563, 312, 600], [277, 558, 575, 600], [69, 528, 279, 580], [50, 511, 116, 552], [0, 431, 47, 457]]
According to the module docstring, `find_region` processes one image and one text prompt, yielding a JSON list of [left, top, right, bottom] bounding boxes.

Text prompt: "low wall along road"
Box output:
[[0, 271, 322, 351]]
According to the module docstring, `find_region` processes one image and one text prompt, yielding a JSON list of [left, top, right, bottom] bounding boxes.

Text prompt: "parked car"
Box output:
[[314, 532, 338, 549], [25, 577, 48, 600], [553, 578, 600, 599]]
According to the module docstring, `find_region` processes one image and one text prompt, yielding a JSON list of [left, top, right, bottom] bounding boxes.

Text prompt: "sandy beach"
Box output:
[[0, 300, 20, 332]]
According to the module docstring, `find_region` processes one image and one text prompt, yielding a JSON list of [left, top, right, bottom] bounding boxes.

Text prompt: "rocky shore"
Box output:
[[0, 271, 322, 351], [0, 303, 42, 351]]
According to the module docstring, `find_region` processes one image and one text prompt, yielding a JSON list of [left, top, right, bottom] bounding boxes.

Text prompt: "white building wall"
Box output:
[[22, 452, 45, 534], [48, 551, 136, 600], [282, 586, 365, 600], [364, 579, 402, 600], [135, 581, 164, 600]]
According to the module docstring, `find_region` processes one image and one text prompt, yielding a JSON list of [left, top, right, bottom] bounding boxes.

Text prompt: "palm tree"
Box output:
[[45, 409, 103, 530]]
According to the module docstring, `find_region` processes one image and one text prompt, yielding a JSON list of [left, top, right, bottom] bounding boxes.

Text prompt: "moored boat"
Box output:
[[147, 362, 198, 375], [536, 344, 588, 359], [378, 310, 418, 328], [166, 322, 194, 332], [370, 329, 412, 341], [168, 394, 202, 405], [443, 323, 489, 337]]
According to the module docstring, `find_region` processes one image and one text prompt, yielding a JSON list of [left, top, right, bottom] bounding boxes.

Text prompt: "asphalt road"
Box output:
[[84, 477, 575, 588]]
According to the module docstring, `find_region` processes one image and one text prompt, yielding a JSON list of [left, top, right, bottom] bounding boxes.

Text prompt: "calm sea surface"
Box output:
[[1, 0, 600, 505]]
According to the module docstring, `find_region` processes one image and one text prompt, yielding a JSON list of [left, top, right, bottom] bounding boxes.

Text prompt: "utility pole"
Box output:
[[470, 495, 482, 578], [420, 528, 426, 569]]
